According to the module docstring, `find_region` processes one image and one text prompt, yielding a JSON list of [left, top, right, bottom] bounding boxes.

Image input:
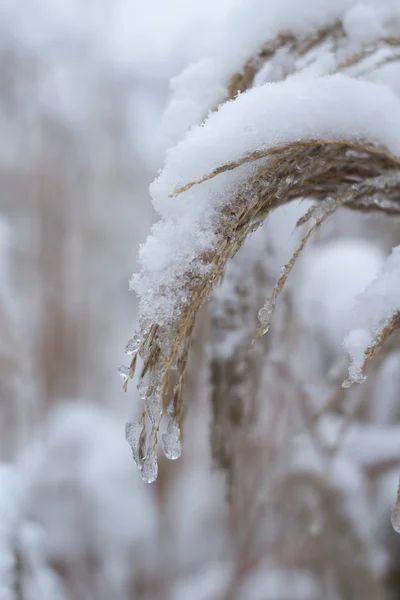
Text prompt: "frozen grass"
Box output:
[[126, 5, 400, 484]]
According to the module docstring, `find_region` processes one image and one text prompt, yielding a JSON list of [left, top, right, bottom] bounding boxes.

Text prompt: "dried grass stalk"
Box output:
[[227, 21, 400, 99], [129, 139, 400, 468], [210, 257, 269, 486]]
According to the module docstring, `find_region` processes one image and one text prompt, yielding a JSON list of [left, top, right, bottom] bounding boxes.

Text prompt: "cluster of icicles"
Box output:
[[118, 334, 181, 483]]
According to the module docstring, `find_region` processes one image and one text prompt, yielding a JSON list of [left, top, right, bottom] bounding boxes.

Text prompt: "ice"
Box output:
[[141, 445, 158, 484], [145, 393, 162, 426], [137, 380, 147, 400], [117, 365, 130, 381], [257, 302, 274, 336], [391, 508, 400, 533], [125, 333, 142, 355], [301, 198, 340, 223], [125, 421, 143, 469], [161, 419, 182, 460]]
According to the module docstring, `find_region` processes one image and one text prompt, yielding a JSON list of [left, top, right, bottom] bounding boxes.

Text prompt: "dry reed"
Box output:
[[128, 139, 400, 464], [126, 12, 400, 483]]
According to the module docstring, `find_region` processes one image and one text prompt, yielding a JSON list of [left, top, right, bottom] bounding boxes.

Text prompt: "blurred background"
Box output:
[[1, 1, 400, 599]]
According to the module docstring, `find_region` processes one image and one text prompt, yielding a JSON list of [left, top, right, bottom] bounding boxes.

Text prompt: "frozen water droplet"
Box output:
[[125, 421, 143, 469], [137, 380, 147, 400], [166, 402, 176, 419], [341, 378, 352, 389], [145, 393, 162, 425], [310, 197, 339, 221], [141, 448, 158, 483], [250, 222, 260, 233], [162, 419, 181, 460], [258, 302, 273, 334], [342, 372, 366, 389], [118, 365, 130, 381], [391, 505, 400, 533], [125, 333, 142, 355]]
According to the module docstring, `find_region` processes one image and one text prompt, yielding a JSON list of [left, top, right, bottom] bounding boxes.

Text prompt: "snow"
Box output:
[[0, 465, 23, 600], [161, 0, 397, 141], [1, 0, 400, 594], [343, 244, 400, 385], [171, 563, 232, 600], [295, 238, 385, 348], [237, 568, 319, 600], [17, 522, 67, 600], [153, 76, 400, 211], [133, 75, 400, 329], [342, 4, 386, 44], [159, 60, 226, 151], [22, 403, 157, 563]]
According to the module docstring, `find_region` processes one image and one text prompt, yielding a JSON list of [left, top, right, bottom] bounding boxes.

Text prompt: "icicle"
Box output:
[[162, 419, 181, 460], [141, 429, 158, 483], [125, 421, 144, 469], [145, 392, 162, 425]]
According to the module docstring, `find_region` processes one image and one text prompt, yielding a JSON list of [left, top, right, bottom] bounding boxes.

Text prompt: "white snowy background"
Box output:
[[1, 1, 400, 599]]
